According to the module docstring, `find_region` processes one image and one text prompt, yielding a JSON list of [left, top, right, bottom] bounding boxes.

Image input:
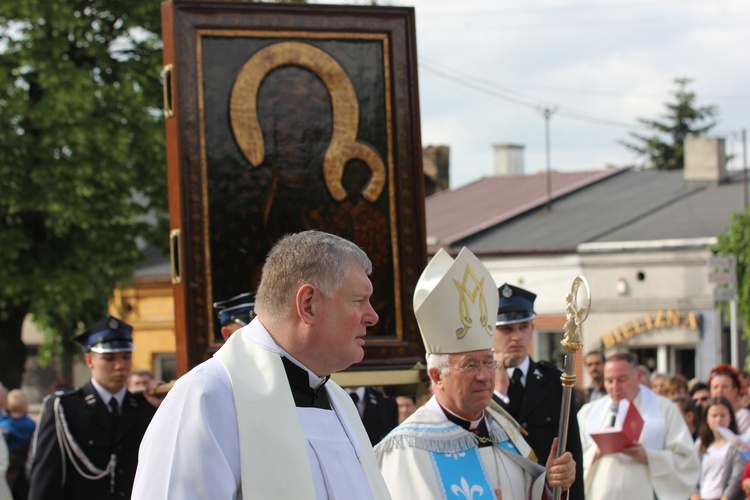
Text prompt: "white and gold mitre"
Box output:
[[413, 247, 498, 354]]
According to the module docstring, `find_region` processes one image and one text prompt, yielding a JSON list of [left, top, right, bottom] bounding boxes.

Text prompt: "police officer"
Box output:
[[491, 283, 585, 500], [28, 316, 156, 500], [212, 292, 256, 341]]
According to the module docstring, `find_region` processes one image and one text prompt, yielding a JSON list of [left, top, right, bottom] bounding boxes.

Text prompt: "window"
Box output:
[[154, 353, 177, 382]]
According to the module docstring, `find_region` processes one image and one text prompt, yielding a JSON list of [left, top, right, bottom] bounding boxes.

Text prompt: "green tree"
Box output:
[[714, 208, 750, 368], [621, 77, 717, 170], [0, 0, 168, 389]]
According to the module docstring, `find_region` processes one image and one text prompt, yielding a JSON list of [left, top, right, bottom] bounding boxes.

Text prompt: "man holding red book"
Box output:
[[577, 352, 699, 499]]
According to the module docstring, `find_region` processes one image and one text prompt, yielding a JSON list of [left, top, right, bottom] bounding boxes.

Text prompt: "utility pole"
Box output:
[[539, 106, 557, 211]]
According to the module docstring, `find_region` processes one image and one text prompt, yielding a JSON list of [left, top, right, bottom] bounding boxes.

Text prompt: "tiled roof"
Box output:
[[428, 167, 747, 255], [426, 168, 628, 252]]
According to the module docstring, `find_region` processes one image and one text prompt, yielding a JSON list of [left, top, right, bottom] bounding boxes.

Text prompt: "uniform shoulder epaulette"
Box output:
[[54, 387, 82, 398]]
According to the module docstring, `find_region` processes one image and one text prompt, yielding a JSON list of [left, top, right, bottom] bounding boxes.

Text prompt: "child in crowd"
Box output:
[[691, 397, 745, 500], [675, 395, 701, 442], [0, 389, 36, 497]]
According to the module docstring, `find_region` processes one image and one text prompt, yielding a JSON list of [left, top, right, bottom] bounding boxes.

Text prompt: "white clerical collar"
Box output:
[[437, 400, 486, 430], [91, 378, 126, 408], [505, 355, 530, 385]]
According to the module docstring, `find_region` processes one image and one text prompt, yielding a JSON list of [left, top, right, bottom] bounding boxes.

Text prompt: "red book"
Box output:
[[590, 403, 644, 455]]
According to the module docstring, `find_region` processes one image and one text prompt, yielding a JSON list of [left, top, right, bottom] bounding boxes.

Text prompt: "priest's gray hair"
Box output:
[[255, 230, 372, 320], [426, 352, 452, 376]]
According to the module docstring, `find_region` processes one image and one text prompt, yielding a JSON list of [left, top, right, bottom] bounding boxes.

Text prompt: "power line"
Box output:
[[420, 58, 750, 101], [419, 60, 641, 130]]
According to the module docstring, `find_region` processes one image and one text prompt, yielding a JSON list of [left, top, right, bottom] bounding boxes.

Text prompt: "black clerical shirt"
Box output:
[[281, 356, 331, 410], [440, 404, 493, 448]]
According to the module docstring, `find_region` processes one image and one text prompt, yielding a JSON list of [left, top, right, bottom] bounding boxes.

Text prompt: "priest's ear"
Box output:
[[295, 284, 319, 325]]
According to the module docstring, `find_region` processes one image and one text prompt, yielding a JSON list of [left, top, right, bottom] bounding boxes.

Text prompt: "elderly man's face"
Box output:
[[432, 349, 495, 421], [314, 263, 378, 374], [603, 359, 640, 403]]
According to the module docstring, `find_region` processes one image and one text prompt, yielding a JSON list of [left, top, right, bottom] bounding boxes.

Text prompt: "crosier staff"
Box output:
[[552, 276, 590, 500]]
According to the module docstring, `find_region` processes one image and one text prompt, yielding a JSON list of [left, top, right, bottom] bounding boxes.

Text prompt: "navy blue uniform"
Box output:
[[28, 381, 155, 500], [493, 359, 585, 500]]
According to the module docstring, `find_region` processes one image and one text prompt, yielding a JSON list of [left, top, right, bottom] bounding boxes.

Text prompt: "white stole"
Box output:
[[583, 385, 665, 451], [213, 320, 390, 499]]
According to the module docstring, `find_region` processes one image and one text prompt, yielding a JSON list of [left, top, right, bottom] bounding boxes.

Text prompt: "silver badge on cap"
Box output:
[[108, 318, 119, 330], [502, 285, 513, 298]]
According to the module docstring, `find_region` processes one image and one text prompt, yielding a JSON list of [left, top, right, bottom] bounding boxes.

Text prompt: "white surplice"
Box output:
[[577, 384, 699, 500], [132, 319, 390, 499]]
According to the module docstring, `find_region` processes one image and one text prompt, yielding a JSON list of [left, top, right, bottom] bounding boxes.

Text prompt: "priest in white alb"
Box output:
[[131, 231, 390, 499], [577, 351, 699, 500], [375, 247, 576, 500]]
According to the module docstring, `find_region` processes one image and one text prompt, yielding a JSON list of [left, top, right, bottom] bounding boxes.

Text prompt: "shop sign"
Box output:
[[601, 309, 699, 349]]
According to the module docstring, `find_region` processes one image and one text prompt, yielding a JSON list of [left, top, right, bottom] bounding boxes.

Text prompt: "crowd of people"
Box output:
[[1, 230, 748, 499]]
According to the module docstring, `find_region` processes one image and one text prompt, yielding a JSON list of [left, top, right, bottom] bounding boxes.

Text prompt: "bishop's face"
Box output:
[[432, 349, 495, 421]]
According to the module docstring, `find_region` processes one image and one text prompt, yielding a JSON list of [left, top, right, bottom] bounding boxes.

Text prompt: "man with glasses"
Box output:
[[492, 283, 585, 500], [376, 248, 575, 499], [213, 292, 256, 341]]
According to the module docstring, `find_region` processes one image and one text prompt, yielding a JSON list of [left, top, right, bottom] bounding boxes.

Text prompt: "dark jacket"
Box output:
[[28, 380, 156, 500], [360, 388, 399, 446], [492, 358, 585, 500]]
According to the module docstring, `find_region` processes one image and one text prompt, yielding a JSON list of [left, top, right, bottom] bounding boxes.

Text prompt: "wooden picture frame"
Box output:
[[162, 0, 427, 377]]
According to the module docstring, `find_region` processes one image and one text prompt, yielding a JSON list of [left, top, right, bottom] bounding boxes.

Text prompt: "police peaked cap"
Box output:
[[496, 283, 537, 326], [75, 316, 135, 354], [213, 292, 256, 326]]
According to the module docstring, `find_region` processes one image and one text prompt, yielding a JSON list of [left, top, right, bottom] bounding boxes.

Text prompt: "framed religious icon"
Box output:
[[162, 0, 427, 380]]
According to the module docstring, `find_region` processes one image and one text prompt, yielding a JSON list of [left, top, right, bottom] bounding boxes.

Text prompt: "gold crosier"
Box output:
[[229, 41, 386, 203], [553, 275, 591, 500], [452, 264, 493, 339]]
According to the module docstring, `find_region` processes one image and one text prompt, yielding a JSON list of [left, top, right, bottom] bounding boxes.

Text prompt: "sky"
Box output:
[[313, 0, 750, 188]]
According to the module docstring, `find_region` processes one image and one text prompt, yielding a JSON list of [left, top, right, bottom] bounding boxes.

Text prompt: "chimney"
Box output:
[[423, 145, 450, 195], [493, 144, 524, 176], [684, 137, 726, 183]]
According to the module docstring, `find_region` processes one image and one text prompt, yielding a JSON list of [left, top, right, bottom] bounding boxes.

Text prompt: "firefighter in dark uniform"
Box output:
[[212, 291, 256, 341], [28, 316, 156, 500], [491, 284, 585, 500]]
